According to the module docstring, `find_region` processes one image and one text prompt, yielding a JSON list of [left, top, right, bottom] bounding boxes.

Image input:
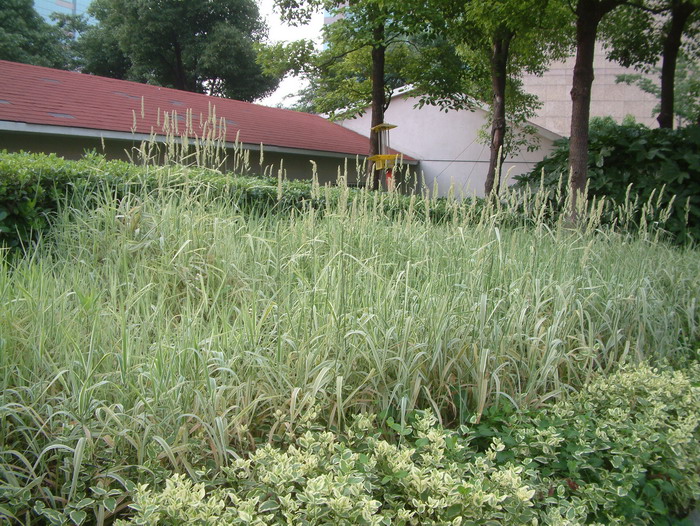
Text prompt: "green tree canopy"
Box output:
[[259, 10, 467, 119], [80, 0, 280, 101], [0, 0, 67, 68], [262, 0, 473, 189]]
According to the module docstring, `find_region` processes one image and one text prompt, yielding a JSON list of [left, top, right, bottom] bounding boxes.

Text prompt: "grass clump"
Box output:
[[0, 151, 472, 249]]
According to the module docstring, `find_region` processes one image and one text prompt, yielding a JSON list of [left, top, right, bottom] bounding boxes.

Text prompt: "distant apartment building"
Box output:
[[323, 8, 344, 27], [521, 45, 659, 136], [34, 0, 90, 20]]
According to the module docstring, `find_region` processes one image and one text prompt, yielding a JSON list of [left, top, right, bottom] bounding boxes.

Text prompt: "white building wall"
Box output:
[[339, 95, 560, 197]]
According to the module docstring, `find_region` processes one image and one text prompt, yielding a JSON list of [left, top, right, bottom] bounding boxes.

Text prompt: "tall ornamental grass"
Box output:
[[1, 172, 698, 523], [2, 178, 698, 422]]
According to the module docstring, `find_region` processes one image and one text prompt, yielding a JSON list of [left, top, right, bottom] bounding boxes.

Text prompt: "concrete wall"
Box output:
[[521, 45, 659, 136], [339, 95, 559, 197], [0, 130, 369, 186], [246, 148, 369, 186], [1, 131, 135, 160]]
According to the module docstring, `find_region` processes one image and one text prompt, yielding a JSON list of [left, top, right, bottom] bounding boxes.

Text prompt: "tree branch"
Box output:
[[316, 43, 371, 70]]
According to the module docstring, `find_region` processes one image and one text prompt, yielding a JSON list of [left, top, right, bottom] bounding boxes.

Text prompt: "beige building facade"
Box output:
[[521, 45, 659, 136]]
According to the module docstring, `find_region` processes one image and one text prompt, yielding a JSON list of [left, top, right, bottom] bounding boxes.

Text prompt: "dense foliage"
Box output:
[[601, 0, 699, 129], [259, 0, 476, 120], [118, 365, 700, 525], [514, 118, 700, 242], [78, 0, 278, 101], [0, 0, 279, 101], [0, 0, 68, 67], [0, 152, 135, 247]]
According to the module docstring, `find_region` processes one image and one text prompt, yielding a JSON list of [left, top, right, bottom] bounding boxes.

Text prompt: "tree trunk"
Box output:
[[485, 31, 513, 196], [657, 0, 694, 129], [369, 23, 386, 190], [173, 41, 188, 91], [569, 0, 626, 209], [569, 2, 602, 207]]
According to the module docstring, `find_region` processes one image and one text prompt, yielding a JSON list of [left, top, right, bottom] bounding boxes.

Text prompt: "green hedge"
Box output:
[[0, 151, 477, 249], [0, 152, 140, 247], [513, 119, 700, 243], [116, 364, 699, 526]]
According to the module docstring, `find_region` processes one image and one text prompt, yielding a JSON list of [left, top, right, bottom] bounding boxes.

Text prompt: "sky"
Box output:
[[256, 0, 325, 108]]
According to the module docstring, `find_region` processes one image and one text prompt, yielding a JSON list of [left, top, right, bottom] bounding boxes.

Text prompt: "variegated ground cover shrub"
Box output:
[[502, 364, 700, 524], [118, 364, 700, 526]]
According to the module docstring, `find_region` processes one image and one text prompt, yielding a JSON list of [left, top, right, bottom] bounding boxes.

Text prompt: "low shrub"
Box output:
[[0, 152, 138, 247], [4, 147, 685, 252], [117, 364, 700, 525], [513, 119, 700, 243], [505, 363, 700, 524]]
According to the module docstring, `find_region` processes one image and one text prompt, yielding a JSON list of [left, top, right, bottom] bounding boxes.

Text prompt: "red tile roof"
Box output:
[[0, 60, 411, 159]]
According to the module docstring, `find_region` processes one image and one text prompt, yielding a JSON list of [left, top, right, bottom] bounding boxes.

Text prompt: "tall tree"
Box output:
[[390, 0, 572, 195], [54, 3, 133, 79], [0, 0, 67, 68], [436, 0, 571, 194], [262, 26, 432, 117], [49, 13, 95, 72], [568, 0, 627, 203], [267, 0, 440, 189], [369, 9, 387, 189], [603, 0, 699, 128], [80, 0, 279, 101], [267, 0, 570, 195], [655, 0, 699, 127]]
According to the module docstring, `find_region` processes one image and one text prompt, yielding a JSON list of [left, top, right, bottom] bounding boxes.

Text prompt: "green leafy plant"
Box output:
[[0, 151, 137, 247], [513, 118, 700, 242], [506, 364, 700, 524], [2, 151, 699, 524]]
